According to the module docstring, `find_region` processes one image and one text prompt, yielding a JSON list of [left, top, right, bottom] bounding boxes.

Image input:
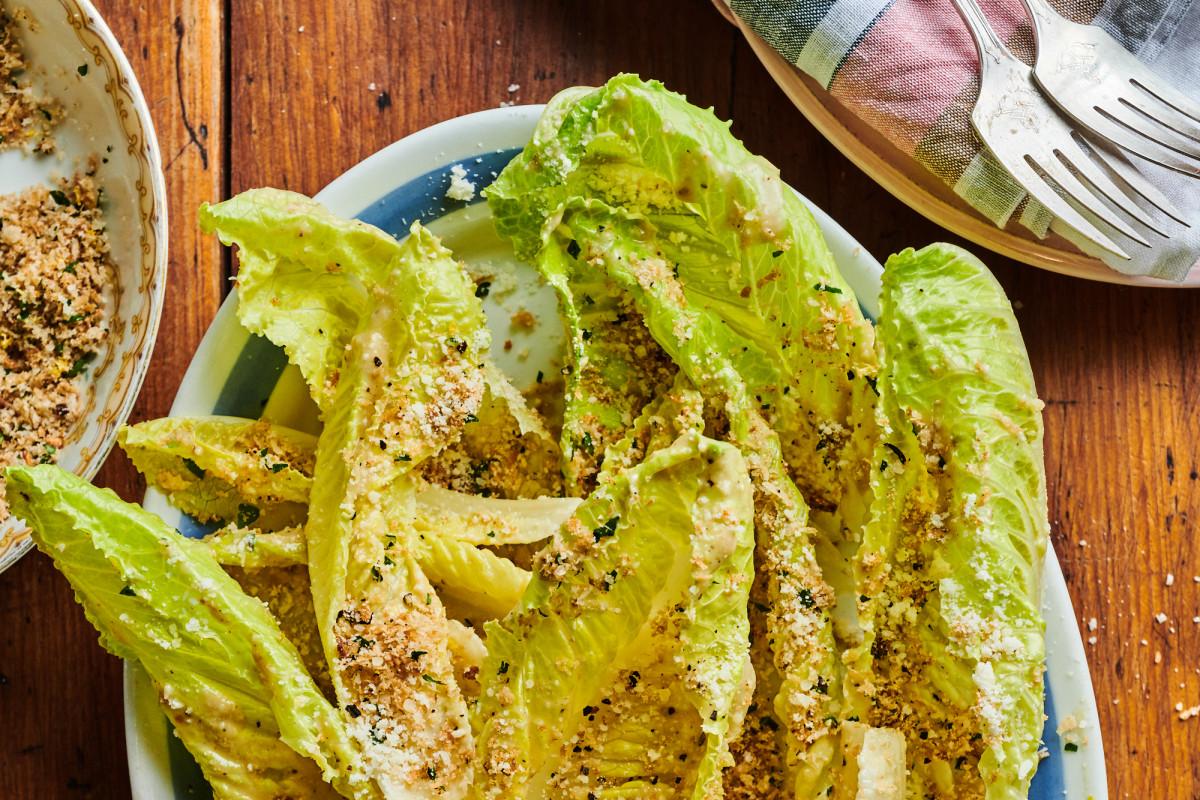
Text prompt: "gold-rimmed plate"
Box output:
[[0, 0, 168, 572]]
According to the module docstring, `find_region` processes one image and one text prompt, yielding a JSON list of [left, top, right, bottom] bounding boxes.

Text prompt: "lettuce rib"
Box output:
[[5, 465, 380, 800]]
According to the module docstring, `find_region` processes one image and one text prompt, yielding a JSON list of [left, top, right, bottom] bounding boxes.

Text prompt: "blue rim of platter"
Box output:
[[123, 105, 1107, 800]]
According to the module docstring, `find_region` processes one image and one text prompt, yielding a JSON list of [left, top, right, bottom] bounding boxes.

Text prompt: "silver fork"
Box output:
[[950, 0, 1169, 259], [1022, 0, 1200, 181]]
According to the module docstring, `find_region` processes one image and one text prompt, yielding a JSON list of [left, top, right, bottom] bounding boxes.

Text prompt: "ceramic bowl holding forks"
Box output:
[[951, 0, 1190, 263], [714, 0, 1200, 286]]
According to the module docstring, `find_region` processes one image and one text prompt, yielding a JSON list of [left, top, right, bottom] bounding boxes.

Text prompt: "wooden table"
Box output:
[[2, 0, 1196, 796]]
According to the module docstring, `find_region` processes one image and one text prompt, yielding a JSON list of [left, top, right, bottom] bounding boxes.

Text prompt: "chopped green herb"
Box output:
[[592, 516, 620, 541], [236, 504, 259, 527], [182, 458, 206, 479], [64, 353, 95, 378]]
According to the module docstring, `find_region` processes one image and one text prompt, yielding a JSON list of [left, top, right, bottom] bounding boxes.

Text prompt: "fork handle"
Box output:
[[949, 0, 1015, 68]]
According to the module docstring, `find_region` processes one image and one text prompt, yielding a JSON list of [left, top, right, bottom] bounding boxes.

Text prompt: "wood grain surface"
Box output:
[[1, 0, 1197, 797]]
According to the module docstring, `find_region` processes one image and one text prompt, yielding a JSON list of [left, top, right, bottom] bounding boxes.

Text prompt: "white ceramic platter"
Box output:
[[124, 105, 1106, 800], [0, 0, 167, 571]]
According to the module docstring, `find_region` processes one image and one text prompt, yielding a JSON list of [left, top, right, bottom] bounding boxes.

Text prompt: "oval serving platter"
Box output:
[[124, 105, 1106, 800]]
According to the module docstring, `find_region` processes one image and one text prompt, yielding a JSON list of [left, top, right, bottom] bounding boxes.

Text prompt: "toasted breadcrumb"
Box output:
[[0, 8, 61, 153], [0, 174, 113, 520], [509, 309, 536, 329]]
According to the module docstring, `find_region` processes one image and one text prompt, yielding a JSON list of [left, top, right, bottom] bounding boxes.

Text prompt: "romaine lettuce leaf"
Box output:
[[472, 430, 755, 799], [851, 244, 1048, 799], [413, 530, 531, 623], [204, 525, 307, 569], [200, 190, 412, 410], [413, 486, 581, 546], [4, 465, 379, 800], [302, 222, 488, 798], [498, 196, 845, 795], [486, 74, 878, 517], [118, 415, 316, 527], [538, 248, 679, 494]]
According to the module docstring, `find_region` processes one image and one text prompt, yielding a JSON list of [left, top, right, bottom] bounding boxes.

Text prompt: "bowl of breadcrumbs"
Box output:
[[0, 0, 167, 572]]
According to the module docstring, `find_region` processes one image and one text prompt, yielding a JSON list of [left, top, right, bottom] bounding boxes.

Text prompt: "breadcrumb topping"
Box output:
[[0, 174, 112, 520], [0, 9, 60, 153]]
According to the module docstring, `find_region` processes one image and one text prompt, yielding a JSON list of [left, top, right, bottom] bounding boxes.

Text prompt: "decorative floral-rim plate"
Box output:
[[0, 0, 168, 572]]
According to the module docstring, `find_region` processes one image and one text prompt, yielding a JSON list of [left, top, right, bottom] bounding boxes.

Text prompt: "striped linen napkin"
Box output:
[[726, 0, 1200, 281]]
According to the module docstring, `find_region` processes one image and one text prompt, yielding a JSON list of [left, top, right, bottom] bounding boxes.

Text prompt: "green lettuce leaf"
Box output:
[[204, 523, 530, 625], [497, 196, 845, 795], [204, 525, 307, 569], [199, 189, 409, 410], [413, 530, 531, 624], [302, 221, 488, 798], [413, 486, 581, 547], [851, 244, 1048, 799], [472, 430, 755, 799], [486, 73, 878, 516], [119, 415, 316, 527], [4, 465, 379, 800], [418, 362, 564, 499]]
